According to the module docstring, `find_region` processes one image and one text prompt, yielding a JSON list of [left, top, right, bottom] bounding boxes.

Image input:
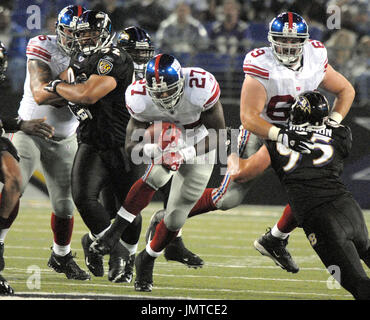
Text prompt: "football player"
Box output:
[[117, 26, 205, 272], [44, 10, 139, 283], [146, 12, 356, 273], [89, 53, 226, 292], [8, 5, 90, 281], [0, 41, 56, 294], [229, 91, 370, 300]]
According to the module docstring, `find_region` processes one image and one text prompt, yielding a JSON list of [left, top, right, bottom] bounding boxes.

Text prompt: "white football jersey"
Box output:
[[126, 67, 220, 144], [18, 35, 79, 138], [243, 40, 328, 125]]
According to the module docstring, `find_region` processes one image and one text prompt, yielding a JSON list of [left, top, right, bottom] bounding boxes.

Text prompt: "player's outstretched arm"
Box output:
[[28, 60, 67, 107], [319, 64, 355, 123], [48, 74, 117, 105], [228, 144, 271, 183]]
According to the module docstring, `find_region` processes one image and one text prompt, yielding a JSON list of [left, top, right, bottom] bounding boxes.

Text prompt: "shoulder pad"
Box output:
[[306, 40, 328, 71], [125, 80, 148, 117], [243, 47, 271, 80], [184, 68, 221, 110], [26, 35, 53, 63]]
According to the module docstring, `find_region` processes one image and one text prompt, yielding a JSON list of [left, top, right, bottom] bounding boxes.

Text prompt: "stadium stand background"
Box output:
[[0, 0, 369, 208]]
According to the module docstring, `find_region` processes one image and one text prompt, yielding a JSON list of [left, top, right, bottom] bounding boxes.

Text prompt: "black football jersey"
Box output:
[[69, 46, 134, 150], [265, 123, 352, 225]]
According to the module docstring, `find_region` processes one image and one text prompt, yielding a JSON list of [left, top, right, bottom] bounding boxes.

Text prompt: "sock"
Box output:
[[188, 188, 217, 218], [276, 204, 298, 234], [149, 219, 179, 255], [51, 213, 74, 256], [119, 239, 138, 256], [271, 224, 289, 240], [123, 178, 156, 216], [0, 228, 9, 243], [0, 199, 19, 230]]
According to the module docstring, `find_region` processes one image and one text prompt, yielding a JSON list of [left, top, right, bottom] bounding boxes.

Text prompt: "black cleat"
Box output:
[[81, 233, 104, 277], [0, 243, 4, 272], [164, 237, 204, 268], [145, 209, 165, 243], [134, 250, 155, 292], [122, 254, 135, 283], [254, 228, 299, 273], [108, 242, 130, 283], [90, 236, 116, 256], [0, 274, 14, 295], [47, 251, 91, 280]]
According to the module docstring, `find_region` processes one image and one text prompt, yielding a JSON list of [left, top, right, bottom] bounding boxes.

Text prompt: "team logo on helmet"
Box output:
[[97, 58, 113, 75]]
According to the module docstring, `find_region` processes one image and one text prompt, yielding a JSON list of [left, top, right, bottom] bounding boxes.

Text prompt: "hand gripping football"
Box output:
[[144, 122, 183, 151]]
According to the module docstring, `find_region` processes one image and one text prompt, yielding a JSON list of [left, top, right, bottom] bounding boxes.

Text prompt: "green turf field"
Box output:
[[2, 199, 369, 300]]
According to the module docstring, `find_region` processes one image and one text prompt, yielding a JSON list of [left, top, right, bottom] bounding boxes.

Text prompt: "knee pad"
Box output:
[[213, 180, 250, 211], [53, 199, 74, 219], [164, 209, 186, 231]]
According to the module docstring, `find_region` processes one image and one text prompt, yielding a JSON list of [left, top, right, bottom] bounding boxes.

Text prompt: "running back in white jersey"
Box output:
[[243, 40, 328, 125], [18, 35, 79, 138], [126, 67, 220, 146], [126, 67, 220, 125]]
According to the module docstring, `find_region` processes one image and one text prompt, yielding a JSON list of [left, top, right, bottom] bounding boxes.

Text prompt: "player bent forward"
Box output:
[[90, 53, 226, 292]]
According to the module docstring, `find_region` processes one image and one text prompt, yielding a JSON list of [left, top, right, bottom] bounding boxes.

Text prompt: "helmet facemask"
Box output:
[[74, 13, 114, 55], [56, 24, 77, 55], [146, 75, 184, 111], [268, 34, 308, 66]]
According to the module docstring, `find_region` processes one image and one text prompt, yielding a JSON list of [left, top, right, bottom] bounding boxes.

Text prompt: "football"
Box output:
[[144, 121, 183, 150]]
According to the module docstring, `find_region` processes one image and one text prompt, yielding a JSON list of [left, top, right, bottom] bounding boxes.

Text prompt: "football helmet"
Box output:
[[145, 54, 184, 111], [56, 5, 85, 55], [268, 12, 309, 66], [0, 41, 7, 81], [117, 26, 155, 65], [290, 91, 329, 126], [74, 10, 114, 55]]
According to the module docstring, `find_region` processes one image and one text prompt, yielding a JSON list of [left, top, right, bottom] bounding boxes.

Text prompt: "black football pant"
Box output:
[[303, 195, 370, 300], [72, 143, 142, 245]]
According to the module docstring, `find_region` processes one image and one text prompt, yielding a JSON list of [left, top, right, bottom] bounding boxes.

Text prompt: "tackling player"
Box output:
[[45, 10, 138, 283], [146, 12, 356, 273], [5, 5, 90, 281], [90, 53, 226, 292], [229, 91, 370, 300]]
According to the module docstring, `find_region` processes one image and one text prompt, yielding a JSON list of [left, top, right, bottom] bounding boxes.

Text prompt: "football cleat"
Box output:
[[164, 237, 204, 268], [81, 233, 104, 277], [89, 236, 115, 256], [47, 250, 91, 280], [121, 254, 135, 283], [0, 243, 4, 272], [254, 228, 299, 273], [108, 242, 130, 283], [134, 250, 155, 292], [0, 274, 14, 295]]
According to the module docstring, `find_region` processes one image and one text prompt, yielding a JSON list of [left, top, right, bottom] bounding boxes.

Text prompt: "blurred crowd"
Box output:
[[0, 0, 369, 106]]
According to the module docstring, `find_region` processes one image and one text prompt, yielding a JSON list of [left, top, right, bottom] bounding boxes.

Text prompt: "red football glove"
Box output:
[[161, 151, 184, 171], [161, 146, 197, 171]]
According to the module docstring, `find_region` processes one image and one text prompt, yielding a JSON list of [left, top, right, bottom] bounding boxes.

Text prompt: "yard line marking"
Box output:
[[6, 280, 351, 299]]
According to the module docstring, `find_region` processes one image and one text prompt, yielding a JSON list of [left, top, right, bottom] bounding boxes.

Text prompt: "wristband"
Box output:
[[2, 117, 23, 131], [268, 126, 280, 141], [329, 111, 343, 124]]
